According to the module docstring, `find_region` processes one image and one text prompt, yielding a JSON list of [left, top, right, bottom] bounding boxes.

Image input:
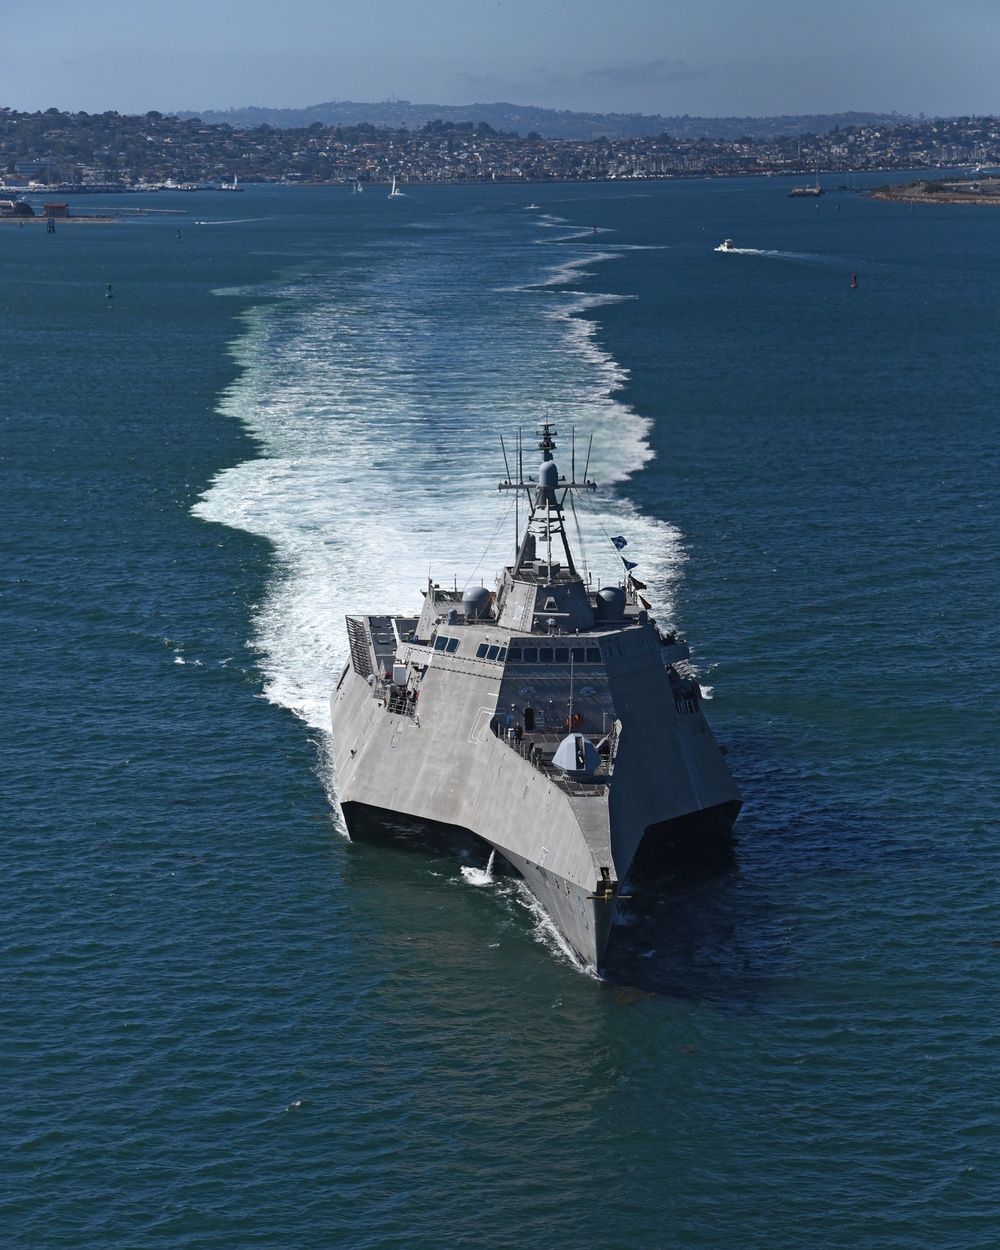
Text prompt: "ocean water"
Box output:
[[3, 178, 999, 1248]]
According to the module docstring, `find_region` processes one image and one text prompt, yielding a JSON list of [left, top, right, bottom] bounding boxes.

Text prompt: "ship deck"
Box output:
[[499, 729, 613, 795]]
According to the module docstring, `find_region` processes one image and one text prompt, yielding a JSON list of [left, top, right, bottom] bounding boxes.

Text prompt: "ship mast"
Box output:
[[498, 422, 596, 577]]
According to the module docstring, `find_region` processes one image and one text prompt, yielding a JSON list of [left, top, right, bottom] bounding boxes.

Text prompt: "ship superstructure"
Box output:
[[330, 424, 741, 972]]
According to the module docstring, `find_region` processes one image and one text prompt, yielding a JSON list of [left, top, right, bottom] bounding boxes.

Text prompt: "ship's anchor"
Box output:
[[588, 865, 631, 901]]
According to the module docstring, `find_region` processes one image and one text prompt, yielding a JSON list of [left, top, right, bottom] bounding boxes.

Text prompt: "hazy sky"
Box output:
[[2, 0, 997, 118]]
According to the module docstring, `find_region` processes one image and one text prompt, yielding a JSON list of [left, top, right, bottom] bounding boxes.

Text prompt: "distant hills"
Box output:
[[177, 101, 912, 142]]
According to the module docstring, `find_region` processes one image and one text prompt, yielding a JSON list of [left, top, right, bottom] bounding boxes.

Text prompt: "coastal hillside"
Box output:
[[176, 101, 909, 142], [2, 108, 995, 187]]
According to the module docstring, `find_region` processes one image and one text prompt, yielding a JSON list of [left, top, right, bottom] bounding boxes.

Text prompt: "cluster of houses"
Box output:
[[4, 108, 1000, 189]]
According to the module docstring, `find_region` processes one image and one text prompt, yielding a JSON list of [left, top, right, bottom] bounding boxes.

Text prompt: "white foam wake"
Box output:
[[194, 208, 684, 759], [460, 850, 496, 887]]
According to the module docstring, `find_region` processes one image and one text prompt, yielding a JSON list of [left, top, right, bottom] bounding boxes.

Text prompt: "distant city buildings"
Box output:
[[2, 107, 999, 189]]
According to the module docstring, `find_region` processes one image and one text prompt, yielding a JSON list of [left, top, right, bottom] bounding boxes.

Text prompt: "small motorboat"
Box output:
[[715, 238, 735, 252]]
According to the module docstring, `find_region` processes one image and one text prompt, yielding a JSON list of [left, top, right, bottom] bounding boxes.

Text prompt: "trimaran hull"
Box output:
[[329, 422, 741, 973]]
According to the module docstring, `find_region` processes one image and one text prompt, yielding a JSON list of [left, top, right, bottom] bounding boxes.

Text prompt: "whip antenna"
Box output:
[[582, 433, 594, 484], [499, 434, 512, 483]]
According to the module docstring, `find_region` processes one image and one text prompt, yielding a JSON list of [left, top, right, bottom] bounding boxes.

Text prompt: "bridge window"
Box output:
[[539, 647, 554, 663], [476, 643, 489, 658], [586, 648, 601, 663], [523, 647, 538, 662], [497, 647, 507, 661], [508, 647, 523, 662], [571, 647, 585, 663], [554, 647, 569, 663], [446, 638, 459, 653], [486, 645, 500, 661], [434, 636, 448, 651]]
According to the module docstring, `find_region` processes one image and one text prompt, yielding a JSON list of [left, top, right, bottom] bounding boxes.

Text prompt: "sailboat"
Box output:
[[219, 174, 243, 192], [388, 176, 404, 199]]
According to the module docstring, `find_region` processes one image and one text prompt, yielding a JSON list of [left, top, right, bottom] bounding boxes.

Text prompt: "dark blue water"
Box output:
[[3, 180, 998, 1248]]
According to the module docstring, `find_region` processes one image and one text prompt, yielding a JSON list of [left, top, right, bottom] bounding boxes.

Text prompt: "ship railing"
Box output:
[[596, 718, 619, 758], [667, 665, 701, 715], [346, 616, 374, 679], [493, 722, 614, 782], [373, 678, 420, 725], [673, 690, 700, 716]]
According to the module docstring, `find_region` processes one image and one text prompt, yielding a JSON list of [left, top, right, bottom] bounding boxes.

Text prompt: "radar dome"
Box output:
[[596, 586, 626, 620], [462, 585, 492, 620], [536, 459, 559, 507]]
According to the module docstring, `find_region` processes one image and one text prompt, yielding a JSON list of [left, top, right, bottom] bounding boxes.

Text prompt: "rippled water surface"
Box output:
[[3, 180, 999, 1248]]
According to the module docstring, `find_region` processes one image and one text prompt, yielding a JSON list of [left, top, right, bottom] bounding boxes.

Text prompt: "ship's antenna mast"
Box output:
[[500, 433, 516, 555], [500, 433, 512, 482], [515, 428, 521, 551], [539, 421, 556, 568], [518, 427, 527, 516], [498, 420, 595, 576]]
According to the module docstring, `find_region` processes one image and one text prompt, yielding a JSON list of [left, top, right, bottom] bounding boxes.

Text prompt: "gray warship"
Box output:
[[330, 424, 741, 972]]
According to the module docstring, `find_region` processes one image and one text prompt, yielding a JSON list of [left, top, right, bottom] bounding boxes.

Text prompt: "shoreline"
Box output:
[[0, 215, 118, 224], [5, 175, 1000, 211], [0, 168, 981, 195], [869, 178, 1000, 206]]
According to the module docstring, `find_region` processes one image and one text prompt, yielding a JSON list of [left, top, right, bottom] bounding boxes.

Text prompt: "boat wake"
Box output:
[[716, 244, 845, 264], [194, 202, 685, 775], [513, 882, 600, 976]]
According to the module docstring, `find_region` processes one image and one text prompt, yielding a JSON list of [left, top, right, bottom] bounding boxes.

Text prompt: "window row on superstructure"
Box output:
[[430, 634, 607, 664]]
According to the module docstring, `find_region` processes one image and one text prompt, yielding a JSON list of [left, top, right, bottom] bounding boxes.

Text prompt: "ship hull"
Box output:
[[629, 800, 742, 875], [331, 652, 741, 972], [339, 799, 618, 971], [331, 664, 621, 970]]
